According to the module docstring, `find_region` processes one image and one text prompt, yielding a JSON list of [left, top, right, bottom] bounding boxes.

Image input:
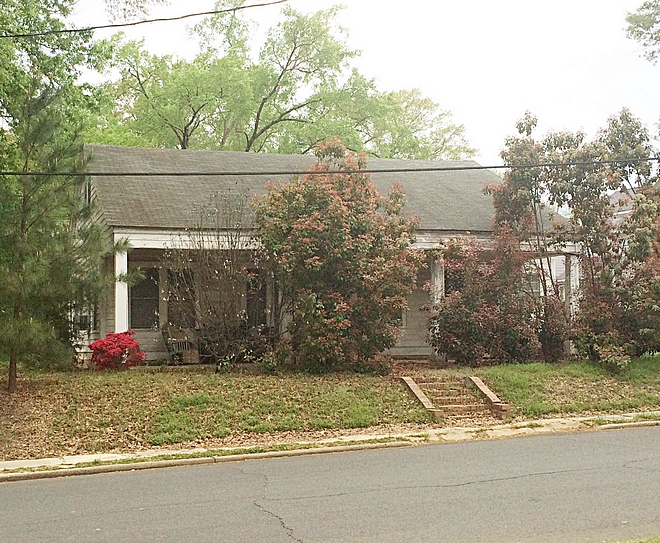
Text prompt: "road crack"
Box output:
[[278, 465, 606, 502], [235, 467, 303, 543]]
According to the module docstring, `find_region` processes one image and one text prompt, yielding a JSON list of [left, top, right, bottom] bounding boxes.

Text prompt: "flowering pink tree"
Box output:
[[428, 227, 541, 365], [255, 138, 423, 372]]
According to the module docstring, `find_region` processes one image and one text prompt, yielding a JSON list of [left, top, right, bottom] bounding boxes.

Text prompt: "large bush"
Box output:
[[428, 228, 540, 365], [255, 138, 423, 372]]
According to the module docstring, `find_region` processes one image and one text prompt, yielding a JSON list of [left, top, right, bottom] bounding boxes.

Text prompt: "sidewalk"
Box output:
[[2, 411, 659, 482]]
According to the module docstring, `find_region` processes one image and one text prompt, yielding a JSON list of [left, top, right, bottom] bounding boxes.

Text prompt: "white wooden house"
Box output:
[[84, 144, 506, 361]]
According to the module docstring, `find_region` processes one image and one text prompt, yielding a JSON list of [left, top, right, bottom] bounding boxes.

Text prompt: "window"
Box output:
[[167, 268, 197, 329], [130, 268, 159, 329]]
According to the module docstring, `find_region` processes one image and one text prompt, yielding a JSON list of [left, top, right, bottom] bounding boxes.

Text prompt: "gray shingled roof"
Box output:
[[85, 145, 499, 233]]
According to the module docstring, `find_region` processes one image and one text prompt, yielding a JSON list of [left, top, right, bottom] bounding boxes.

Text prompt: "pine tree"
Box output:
[[0, 1, 111, 391]]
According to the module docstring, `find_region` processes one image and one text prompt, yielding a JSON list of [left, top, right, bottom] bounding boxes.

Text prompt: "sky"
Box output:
[[71, 0, 660, 166]]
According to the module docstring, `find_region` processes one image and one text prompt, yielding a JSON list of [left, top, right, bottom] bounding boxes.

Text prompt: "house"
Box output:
[[610, 190, 634, 227], [84, 144, 505, 361]]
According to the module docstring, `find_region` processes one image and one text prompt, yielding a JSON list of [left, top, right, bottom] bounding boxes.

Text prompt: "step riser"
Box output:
[[431, 399, 488, 407], [436, 405, 489, 415]]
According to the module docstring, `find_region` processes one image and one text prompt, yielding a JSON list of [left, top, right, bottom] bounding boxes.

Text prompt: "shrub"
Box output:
[[574, 252, 660, 362], [594, 342, 631, 373], [89, 330, 146, 370], [428, 228, 540, 366], [255, 139, 422, 372]]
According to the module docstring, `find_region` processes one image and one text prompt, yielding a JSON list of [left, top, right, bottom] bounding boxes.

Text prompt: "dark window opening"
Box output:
[[246, 270, 267, 329], [130, 267, 159, 329]]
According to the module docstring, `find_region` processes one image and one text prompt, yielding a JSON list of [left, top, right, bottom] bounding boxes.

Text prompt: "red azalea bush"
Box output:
[[89, 330, 146, 370]]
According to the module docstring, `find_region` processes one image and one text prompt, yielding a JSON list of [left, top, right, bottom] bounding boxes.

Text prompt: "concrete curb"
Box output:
[[2, 412, 660, 483], [598, 420, 660, 430], [0, 442, 412, 483]]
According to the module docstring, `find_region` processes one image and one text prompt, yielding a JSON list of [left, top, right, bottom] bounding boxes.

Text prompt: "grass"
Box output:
[[148, 375, 431, 445], [4, 355, 660, 460], [0, 368, 432, 460], [474, 356, 660, 417]]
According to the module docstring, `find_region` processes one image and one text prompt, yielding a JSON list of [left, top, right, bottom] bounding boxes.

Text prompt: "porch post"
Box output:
[[564, 254, 572, 317], [115, 251, 129, 332], [430, 257, 445, 304], [563, 254, 573, 357]]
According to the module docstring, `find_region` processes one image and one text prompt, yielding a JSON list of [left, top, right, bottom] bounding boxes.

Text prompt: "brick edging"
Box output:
[[464, 376, 511, 419], [400, 377, 444, 422]]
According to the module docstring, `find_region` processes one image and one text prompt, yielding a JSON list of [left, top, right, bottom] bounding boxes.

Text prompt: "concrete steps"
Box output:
[[414, 377, 494, 422]]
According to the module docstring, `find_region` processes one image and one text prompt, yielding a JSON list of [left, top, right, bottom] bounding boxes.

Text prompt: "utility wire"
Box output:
[[0, 157, 658, 178], [0, 0, 288, 39]]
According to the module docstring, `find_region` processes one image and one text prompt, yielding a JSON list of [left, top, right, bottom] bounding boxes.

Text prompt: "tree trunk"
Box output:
[[8, 301, 21, 392], [8, 349, 17, 393]]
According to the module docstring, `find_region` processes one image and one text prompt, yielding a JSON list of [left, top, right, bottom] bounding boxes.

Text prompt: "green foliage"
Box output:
[[478, 357, 660, 416], [255, 139, 423, 372], [95, 37, 253, 149], [568, 112, 660, 364], [428, 228, 540, 366], [627, 1, 660, 62], [276, 72, 475, 159], [594, 344, 631, 373], [490, 109, 659, 368], [487, 112, 572, 361], [89, 6, 475, 159], [103, 0, 168, 22], [0, 0, 114, 390], [150, 393, 230, 446], [145, 373, 431, 445]]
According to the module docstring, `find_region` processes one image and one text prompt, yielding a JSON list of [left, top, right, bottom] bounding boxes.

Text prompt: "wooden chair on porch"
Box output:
[[162, 325, 199, 364]]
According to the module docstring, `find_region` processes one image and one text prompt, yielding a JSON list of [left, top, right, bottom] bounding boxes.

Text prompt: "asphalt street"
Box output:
[[2, 427, 659, 543]]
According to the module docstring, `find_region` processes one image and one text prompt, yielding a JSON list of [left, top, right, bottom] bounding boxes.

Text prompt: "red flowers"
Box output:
[[89, 330, 146, 370]]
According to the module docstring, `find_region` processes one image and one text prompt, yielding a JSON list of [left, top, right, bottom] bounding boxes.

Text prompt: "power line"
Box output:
[[0, 157, 657, 178], [0, 0, 288, 39]]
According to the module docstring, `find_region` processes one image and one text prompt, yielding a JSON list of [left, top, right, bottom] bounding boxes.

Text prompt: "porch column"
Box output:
[[115, 251, 129, 332], [563, 254, 573, 357], [430, 257, 445, 304], [564, 254, 572, 317]]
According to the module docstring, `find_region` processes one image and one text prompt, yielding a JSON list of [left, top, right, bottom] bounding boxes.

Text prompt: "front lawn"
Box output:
[[3, 356, 660, 460], [0, 368, 431, 460], [477, 356, 660, 417]]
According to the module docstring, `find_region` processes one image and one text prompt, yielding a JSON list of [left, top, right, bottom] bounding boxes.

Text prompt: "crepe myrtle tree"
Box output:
[[254, 138, 423, 372]]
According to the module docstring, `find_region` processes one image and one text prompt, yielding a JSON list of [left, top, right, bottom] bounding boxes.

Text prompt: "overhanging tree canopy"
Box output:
[[87, 5, 475, 159]]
